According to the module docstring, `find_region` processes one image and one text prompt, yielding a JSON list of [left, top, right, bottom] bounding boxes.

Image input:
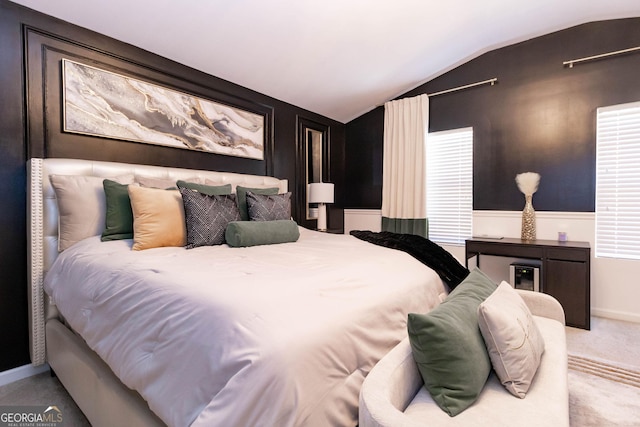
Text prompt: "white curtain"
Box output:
[[381, 94, 429, 237]]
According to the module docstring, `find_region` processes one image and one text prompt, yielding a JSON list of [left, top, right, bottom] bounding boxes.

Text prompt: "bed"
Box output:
[[27, 158, 447, 427]]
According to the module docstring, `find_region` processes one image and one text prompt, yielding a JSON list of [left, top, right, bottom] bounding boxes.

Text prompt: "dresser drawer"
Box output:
[[546, 248, 589, 262]]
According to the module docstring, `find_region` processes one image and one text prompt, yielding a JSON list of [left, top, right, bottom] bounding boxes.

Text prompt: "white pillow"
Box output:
[[134, 176, 206, 189], [50, 174, 134, 251], [477, 281, 545, 398], [134, 175, 178, 189]]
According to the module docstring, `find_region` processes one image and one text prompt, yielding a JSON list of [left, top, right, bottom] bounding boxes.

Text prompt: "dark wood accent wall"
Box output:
[[0, 0, 345, 371], [345, 106, 384, 209], [346, 18, 640, 212]]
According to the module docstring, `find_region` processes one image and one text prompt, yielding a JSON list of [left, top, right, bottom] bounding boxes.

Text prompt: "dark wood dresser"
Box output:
[[465, 237, 591, 329]]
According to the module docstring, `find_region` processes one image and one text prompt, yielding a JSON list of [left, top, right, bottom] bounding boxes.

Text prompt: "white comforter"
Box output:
[[44, 227, 445, 427]]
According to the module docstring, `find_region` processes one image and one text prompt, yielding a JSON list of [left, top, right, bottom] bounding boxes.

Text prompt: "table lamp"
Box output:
[[308, 182, 334, 231]]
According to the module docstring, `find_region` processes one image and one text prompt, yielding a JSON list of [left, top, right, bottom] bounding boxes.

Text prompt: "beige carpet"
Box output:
[[0, 372, 90, 426], [566, 317, 640, 368], [567, 317, 640, 427]]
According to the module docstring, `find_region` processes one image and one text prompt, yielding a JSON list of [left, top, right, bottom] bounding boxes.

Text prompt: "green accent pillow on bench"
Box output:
[[408, 268, 497, 416]]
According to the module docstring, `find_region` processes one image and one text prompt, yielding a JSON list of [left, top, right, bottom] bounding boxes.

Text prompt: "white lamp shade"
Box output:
[[308, 182, 334, 204]]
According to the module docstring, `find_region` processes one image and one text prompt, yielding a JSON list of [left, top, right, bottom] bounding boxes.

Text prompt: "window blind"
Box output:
[[596, 101, 640, 260], [427, 128, 473, 245]]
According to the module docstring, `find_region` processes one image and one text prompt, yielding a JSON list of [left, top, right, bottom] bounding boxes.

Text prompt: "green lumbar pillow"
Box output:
[[407, 267, 497, 416], [225, 220, 300, 247]]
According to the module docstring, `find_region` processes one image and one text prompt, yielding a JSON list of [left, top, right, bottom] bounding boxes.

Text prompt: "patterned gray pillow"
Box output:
[[179, 187, 241, 248], [246, 192, 292, 221]]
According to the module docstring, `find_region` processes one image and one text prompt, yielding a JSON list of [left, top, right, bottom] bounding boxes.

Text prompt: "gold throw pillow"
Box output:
[[128, 185, 186, 250]]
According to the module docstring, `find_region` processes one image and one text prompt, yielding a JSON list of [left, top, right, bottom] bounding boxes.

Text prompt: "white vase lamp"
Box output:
[[308, 182, 334, 231]]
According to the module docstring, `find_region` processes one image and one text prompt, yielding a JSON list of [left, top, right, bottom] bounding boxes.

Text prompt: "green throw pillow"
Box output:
[[407, 268, 497, 416], [176, 180, 232, 196], [235, 186, 279, 221], [101, 179, 134, 241], [225, 220, 300, 247]]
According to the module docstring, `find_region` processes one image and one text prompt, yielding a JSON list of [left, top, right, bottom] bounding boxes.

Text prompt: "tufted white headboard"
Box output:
[[27, 158, 288, 366]]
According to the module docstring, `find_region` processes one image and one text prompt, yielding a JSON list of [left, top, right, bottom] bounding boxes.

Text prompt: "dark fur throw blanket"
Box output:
[[350, 230, 469, 291]]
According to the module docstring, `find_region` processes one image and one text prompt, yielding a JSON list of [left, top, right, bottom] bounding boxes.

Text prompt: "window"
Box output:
[[596, 101, 640, 260], [426, 127, 473, 245]]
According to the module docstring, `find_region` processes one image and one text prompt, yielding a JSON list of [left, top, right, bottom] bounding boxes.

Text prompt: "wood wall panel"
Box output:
[[25, 28, 276, 175], [344, 106, 384, 208]]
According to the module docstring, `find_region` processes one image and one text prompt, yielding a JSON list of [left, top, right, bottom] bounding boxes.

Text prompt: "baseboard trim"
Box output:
[[593, 308, 640, 324], [344, 209, 382, 216], [0, 363, 49, 387]]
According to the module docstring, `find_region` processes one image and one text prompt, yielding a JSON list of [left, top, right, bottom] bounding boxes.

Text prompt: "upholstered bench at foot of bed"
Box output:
[[359, 290, 569, 427]]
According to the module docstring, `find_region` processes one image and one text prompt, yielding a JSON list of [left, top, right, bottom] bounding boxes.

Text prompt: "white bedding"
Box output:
[[44, 227, 446, 427]]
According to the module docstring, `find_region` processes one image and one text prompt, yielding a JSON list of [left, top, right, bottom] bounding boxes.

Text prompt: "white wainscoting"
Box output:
[[472, 210, 595, 242], [344, 209, 382, 234], [344, 209, 640, 323], [472, 210, 640, 323]]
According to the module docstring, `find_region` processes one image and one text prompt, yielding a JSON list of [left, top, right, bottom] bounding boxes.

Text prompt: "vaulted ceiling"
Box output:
[[9, 0, 640, 123]]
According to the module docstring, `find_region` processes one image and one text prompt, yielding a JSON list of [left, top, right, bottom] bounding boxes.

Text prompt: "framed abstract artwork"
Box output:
[[62, 59, 265, 160]]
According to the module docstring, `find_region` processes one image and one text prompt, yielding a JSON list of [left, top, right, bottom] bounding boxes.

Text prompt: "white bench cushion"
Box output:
[[359, 316, 569, 427]]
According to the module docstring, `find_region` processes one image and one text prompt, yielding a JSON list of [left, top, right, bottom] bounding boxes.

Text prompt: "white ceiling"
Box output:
[[9, 0, 640, 123]]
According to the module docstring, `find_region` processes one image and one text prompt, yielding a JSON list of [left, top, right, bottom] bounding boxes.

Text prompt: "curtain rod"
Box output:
[[427, 78, 498, 97], [563, 46, 640, 68], [380, 77, 498, 108]]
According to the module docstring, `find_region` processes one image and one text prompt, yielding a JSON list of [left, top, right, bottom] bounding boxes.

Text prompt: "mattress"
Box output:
[[44, 227, 446, 427]]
